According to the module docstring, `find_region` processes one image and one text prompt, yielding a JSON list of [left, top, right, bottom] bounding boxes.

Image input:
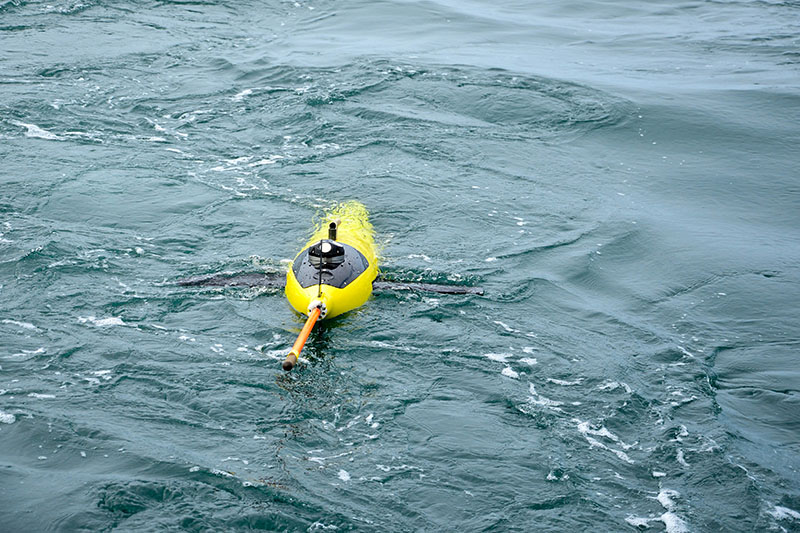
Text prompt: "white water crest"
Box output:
[[78, 316, 126, 327], [12, 121, 63, 140]]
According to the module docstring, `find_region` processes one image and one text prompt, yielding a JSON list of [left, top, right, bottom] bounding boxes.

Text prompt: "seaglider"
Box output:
[[178, 201, 483, 371], [282, 201, 379, 370]]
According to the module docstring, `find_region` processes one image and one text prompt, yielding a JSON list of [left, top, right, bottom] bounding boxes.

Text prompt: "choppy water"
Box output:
[[2, 0, 799, 531]]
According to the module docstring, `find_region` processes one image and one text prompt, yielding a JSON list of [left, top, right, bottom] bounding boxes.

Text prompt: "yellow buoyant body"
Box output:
[[285, 201, 379, 319]]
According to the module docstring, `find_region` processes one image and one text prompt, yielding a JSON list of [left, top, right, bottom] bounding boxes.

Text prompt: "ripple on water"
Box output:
[[242, 60, 634, 142]]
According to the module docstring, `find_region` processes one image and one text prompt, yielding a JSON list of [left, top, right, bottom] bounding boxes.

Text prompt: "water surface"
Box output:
[[1, 0, 799, 530]]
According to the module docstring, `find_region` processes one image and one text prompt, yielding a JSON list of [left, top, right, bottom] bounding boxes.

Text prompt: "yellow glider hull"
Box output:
[[285, 201, 379, 319]]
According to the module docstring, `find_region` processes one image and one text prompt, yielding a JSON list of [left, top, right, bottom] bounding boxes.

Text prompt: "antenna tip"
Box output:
[[283, 352, 298, 371]]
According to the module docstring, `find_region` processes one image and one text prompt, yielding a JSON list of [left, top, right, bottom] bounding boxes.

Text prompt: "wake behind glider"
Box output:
[[178, 201, 483, 371]]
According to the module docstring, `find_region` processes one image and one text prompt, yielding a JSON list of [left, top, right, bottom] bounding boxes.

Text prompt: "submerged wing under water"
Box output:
[[371, 280, 483, 295], [177, 272, 483, 295], [177, 272, 284, 288]]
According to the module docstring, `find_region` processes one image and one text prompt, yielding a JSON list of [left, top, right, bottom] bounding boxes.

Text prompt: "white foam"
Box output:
[[527, 396, 564, 410], [82, 371, 114, 384], [371, 340, 413, 352], [309, 451, 352, 465], [501, 367, 519, 379], [597, 381, 632, 393], [671, 425, 689, 442], [308, 521, 339, 531], [9, 347, 45, 358], [660, 512, 689, 533], [247, 157, 281, 167], [28, 393, 55, 399], [78, 316, 125, 327], [519, 357, 538, 366], [634, 489, 687, 532], [585, 435, 632, 463], [769, 505, 800, 521], [657, 489, 680, 510], [546, 470, 569, 481], [0, 410, 15, 424], [494, 320, 518, 333], [233, 88, 253, 101], [526, 383, 564, 411], [670, 395, 697, 407], [338, 417, 361, 432], [677, 449, 689, 467], [575, 420, 634, 463], [337, 469, 351, 482], [13, 121, 62, 140], [625, 516, 654, 528], [577, 421, 634, 449], [676, 346, 694, 358], [375, 464, 423, 474], [485, 352, 512, 363], [311, 142, 340, 151], [260, 349, 287, 361], [547, 378, 583, 386], [2, 319, 36, 329], [699, 437, 720, 453], [652, 471, 666, 478]]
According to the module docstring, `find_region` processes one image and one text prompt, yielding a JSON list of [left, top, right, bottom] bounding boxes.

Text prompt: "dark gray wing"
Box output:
[[177, 272, 285, 288], [372, 280, 483, 295], [177, 272, 483, 294]]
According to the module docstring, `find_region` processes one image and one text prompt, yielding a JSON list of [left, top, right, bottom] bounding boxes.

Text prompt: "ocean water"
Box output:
[[1, 0, 799, 530]]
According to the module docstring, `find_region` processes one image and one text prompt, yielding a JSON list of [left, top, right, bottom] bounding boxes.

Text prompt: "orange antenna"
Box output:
[[282, 306, 321, 371]]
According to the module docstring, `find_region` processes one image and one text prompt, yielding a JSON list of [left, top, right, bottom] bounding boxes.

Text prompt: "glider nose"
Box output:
[[307, 298, 329, 320]]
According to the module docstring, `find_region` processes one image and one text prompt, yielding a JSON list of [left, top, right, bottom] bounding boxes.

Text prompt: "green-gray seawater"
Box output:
[[2, 0, 799, 530]]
